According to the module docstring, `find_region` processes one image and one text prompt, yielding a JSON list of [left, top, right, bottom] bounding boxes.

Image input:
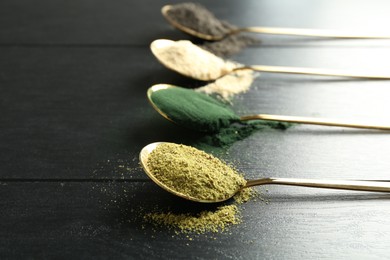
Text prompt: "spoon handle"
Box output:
[[245, 178, 390, 192], [238, 26, 390, 39], [240, 114, 390, 131], [238, 65, 390, 79]]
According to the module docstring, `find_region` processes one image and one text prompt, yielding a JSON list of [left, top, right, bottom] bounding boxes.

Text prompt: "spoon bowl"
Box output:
[[140, 142, 390, 203], [148, 84, 390, 131], [147, 84, 174, 123], [139, 142, 241, 203], [162, 3, 390, 41]]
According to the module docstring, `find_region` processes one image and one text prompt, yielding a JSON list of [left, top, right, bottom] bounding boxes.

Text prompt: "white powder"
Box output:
[[196, 69, 257, 101], [151, 39, 239, 81]]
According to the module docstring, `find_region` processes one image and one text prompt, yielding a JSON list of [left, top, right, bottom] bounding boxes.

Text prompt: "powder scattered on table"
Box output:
[[144, 205, 240, 233], [189, 121, 291, 156], [143, 186, 260, 234], [200, 35, 260, 57], [196, 69, 257, 101]]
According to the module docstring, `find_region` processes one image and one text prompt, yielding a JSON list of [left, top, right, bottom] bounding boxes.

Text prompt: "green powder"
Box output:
[[189, 120, 291, 155], [147, 143, 246, 202], [150, 87, 240, 132], [143, 187, 259, 234], [151, 87, 293, 134], [144, 204, 240, 233]]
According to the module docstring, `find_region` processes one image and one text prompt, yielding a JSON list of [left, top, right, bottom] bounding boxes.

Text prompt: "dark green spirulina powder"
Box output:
[[151, 87, 240, 132], [190, 121, 290, 154], [151, 87, 291, 133]]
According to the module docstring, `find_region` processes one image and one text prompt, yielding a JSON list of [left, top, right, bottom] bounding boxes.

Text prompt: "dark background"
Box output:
[[1, 0, 390, 258]]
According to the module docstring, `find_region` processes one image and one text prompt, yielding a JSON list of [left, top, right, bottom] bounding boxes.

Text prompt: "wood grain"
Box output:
[[1, 0, 390, 258]]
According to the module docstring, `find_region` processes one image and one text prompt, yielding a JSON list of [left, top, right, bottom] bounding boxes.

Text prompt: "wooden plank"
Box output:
[[0, 47, 184, 179], [0, 182, 389, 259], [1, 0, 390, 45], [1, 47, 390, 180]]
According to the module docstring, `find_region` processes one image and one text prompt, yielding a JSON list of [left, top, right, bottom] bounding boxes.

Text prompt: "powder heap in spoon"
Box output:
[[164, 3, 261, 57], [151, 39, 238, 81], [150, 86, 240, 132], [147, 143, 246, 202], [165, 2, 236, 38]]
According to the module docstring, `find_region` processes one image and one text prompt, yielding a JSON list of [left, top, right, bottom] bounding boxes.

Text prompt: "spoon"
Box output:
[[151, 39, 390, 81], [140, 142, 390, 203], [147, 84, 390, 131], [162, 4, 390, 41]]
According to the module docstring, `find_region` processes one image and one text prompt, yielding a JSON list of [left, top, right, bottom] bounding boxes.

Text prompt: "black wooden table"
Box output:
[[1, 0, 390, 258]]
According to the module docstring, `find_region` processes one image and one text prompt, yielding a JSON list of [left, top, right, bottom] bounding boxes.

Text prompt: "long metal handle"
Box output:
[[239, 26, 390, 39], [236, 65, 390, 79], [245, 178, 390, 192], [240, 114, 390, 131]]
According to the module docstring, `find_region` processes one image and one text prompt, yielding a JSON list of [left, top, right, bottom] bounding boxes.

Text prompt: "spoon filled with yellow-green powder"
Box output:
[[147, 84, 390, 132], [140, 142, 390, 203]]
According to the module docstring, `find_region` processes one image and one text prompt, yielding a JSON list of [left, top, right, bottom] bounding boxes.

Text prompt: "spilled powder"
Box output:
[[144, 205, 240, 233], [144, 188, 259, 234], [196, 69, 257, 101], [200, 35, 260, 57], [188, 121, 292, 156], [151, 39, 238, 81], [233, 187, 257, 204]]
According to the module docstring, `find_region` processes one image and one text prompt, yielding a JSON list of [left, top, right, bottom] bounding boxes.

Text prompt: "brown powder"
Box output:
[[165, 2, 236, 38], [165, 2, 261, 57], [200, 35, 261, 57]]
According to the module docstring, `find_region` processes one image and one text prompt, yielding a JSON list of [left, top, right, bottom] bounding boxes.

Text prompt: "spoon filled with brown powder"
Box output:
[[140, 142, 390, 203], [151, 39, 390, 81], [162, 2, 390, 41]]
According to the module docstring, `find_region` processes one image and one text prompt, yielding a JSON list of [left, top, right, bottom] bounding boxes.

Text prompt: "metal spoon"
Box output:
[[147, 84, 390, 131], [151, 39, 390, 81], [162, 4, 390, 41], [140, 142, 390, 203]]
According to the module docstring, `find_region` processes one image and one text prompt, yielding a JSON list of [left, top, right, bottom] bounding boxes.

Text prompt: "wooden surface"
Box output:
[[1, 0, 390, 258]]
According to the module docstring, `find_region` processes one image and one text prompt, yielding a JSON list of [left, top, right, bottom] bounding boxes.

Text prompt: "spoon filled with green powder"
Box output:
[[140, 142, 390, 203], [147, 84, 390, 132], [162, 3, 390, 41], [151, 39, 390, 81]]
